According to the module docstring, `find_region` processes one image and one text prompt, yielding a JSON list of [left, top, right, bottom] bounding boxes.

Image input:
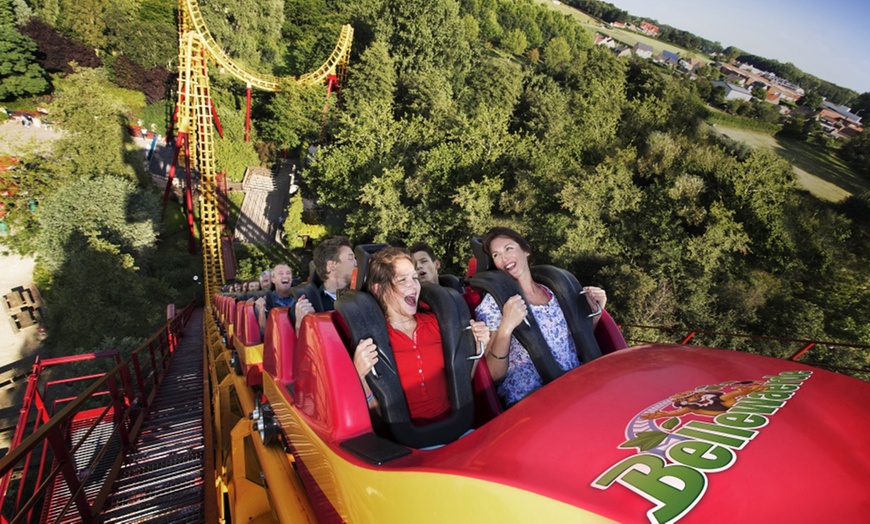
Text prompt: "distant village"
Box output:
[[593, 20, 864, 141]]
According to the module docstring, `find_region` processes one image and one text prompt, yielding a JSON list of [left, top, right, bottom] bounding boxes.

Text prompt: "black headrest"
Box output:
[[308, 260, 323, 286], [438, 274, 464, 294], [530, 266, 601, 364], [470, 237, 491, 272], [353, 244, 389, 291], [242, 291, 267, 301], [335, 284, 475, 448]]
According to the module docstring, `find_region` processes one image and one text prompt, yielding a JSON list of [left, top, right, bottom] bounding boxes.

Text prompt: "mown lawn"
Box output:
[[710, 124, 868, 202], [531, 0, 709, 61]]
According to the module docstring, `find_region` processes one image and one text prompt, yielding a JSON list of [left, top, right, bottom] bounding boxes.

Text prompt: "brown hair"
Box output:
[[481, 227, 532, 257], [409, 241, 437, 262], [314, 236, 352, 279], [366, 246, 414, 313]]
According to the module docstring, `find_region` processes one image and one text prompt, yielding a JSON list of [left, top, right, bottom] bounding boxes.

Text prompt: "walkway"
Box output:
[[233, 161, 295, 245], [99, 309, 206, 523]]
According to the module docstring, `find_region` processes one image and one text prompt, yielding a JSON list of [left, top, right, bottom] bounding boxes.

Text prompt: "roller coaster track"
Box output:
[[173, 0, 353, 305], [181, 0, 353, 90]]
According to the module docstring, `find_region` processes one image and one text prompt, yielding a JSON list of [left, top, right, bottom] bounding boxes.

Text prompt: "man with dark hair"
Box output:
[[409, 241, 441, 285], [255, 263, 295, 334], [293, 236, 356, 330]]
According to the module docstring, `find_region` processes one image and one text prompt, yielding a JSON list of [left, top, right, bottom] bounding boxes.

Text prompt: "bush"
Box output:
[[20, 18, 101, 74]]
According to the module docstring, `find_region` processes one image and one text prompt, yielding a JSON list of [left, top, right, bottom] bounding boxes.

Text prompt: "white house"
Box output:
[[633, 43, 653, 59], [713, 81, 753, 102]]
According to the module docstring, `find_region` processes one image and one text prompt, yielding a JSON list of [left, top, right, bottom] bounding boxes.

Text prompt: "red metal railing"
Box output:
[[0, 302, 195, 523], [619, 323, 870, 376]]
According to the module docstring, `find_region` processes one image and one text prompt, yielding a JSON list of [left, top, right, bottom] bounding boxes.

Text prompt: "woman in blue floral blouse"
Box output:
[[475, 227, 607, 406]]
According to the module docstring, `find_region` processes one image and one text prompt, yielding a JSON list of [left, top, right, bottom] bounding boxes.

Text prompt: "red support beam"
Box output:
[[789, 342, 816, 361], [210, 98, 224, 139], [182, 137, 196, 255], [245, 84, 252, 142], [681, 332, 697, 345], [163, 133, 185, 204], [166, 88, 185, 142]]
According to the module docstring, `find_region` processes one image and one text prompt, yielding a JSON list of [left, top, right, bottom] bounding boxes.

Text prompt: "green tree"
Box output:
[[36, 175, 160, 273], [723, 46, 741, 62], [378, 0, 470, 85], [0, 0, 48, 100], [58, 0, 106, 49], [258, 80, 326, 152], [200, 0, 285, 70], [43, 230, 171, 351], [283, 192, 326, 248], [851, 92, 870, 120], [500, 28, 527, 56], [9, 0, 29, 24], [46, 68, 139, 183], [208, 76, 262, 181], [478, 9, 502, 43], [542, 36, 571, 75], [839, 130, 870, 178], [104, 0, 177, 69], [751, 85, 767, 100], [30, 0, 59, 25], [801, 91, 823, 111]]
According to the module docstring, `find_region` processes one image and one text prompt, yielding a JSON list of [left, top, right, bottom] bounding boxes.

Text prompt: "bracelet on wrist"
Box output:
[[490, 351, 509, 360], [365, 391, 374, 403]]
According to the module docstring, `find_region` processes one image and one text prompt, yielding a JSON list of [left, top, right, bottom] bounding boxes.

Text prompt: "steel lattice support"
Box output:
[[172, 0, 353, 307], [174, 27, 224, 304]]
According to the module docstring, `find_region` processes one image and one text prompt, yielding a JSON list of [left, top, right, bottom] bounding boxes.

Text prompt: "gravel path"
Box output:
[[0, 119, 62, 156]]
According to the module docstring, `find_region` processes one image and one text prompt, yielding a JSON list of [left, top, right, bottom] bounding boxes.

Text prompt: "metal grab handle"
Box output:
[[370, 345, 396, 379], [579, 289, 603, 318], [467, 340, 486, 361], [463, 325, 486, 361], [588, 300, 603, 319]]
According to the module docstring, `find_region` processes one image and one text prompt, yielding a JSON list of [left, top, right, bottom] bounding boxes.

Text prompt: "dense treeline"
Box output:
[[737, 53, 857, 107], [563, 0, 626, 24], [2, 0, 867, 376]]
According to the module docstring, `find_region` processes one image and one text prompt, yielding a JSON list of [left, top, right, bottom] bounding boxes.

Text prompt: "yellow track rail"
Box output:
[[182, 0, 353, 90], [175, 0, 353, 306]]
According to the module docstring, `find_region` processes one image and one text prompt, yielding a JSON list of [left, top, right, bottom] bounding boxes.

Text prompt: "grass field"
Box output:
[[531, 0, 708, 60], [709, 124, 868, 202]]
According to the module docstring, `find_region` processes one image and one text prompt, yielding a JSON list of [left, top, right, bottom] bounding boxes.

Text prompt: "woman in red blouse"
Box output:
[[352, 247, 490, 425]]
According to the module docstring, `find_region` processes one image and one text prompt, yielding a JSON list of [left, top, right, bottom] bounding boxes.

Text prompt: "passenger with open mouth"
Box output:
[[255, 263, 296, 335], [476, 227, 608, 407], [352, 247, 490, 425], [409, 242, 442, 286]]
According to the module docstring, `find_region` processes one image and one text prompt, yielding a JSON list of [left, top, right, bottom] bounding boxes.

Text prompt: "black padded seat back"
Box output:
[[335, 284, 475, 449], [438, 274, 464, 293], [243, 290, 267, 301], [307, 260, 323, 286], [292, 281, 324, 313], [469, 270, 566, 384], [353, 244, 390, 291], [470, 237, 491, 273], [531, 266, 602, 364]]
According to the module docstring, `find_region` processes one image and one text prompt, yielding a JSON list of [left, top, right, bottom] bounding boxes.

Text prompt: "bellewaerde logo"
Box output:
[[592, 370, 812, 524]]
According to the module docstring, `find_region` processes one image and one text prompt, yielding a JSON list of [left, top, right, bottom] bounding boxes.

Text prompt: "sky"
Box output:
[[606, 0, 870, 94]]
